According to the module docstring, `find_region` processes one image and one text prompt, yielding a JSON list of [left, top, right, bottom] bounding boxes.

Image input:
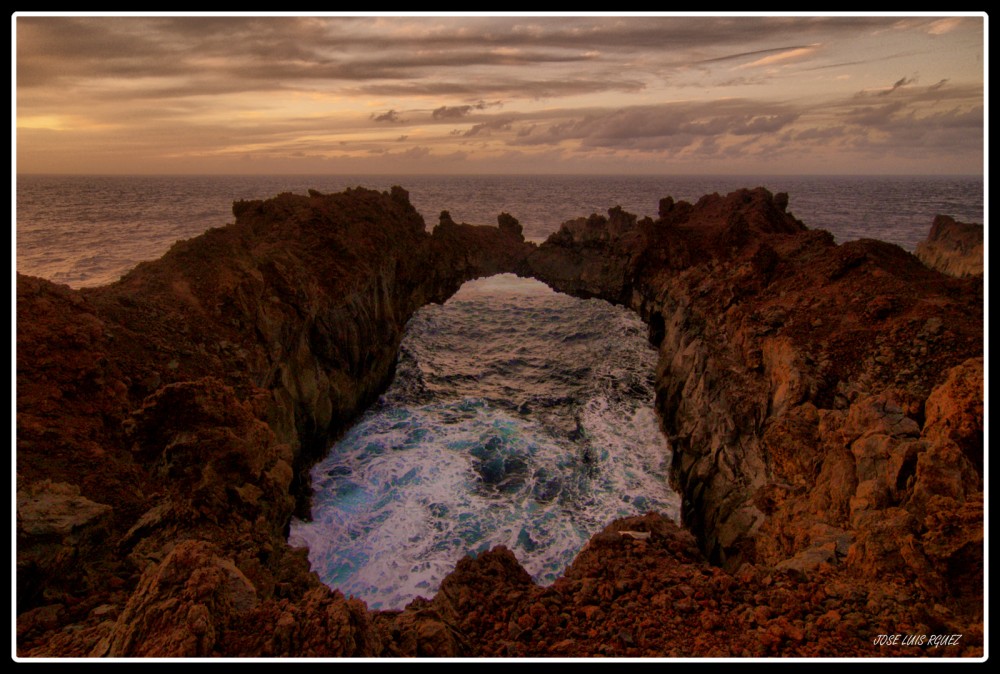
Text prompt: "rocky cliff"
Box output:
[[16, 186, 983, 658], [521, 190, 983, 655], [914, 215, 984, 278], [16, 187, 532, 657]]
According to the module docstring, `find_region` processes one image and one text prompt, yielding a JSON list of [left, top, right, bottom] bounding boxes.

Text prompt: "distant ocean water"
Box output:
[[15, 173, 985, 610]]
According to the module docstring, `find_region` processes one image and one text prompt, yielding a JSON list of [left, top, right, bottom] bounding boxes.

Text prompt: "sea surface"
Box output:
[[289, 274, 676, 609], [15, 173, 984, 610]]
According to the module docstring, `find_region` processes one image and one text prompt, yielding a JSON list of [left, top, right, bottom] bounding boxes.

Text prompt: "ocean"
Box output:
[[15, 173, 984, 610], [289, 274, 675, 609]]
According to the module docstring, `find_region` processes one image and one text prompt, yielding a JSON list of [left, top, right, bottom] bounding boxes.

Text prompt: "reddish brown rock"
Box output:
[[105, 540, 259, 657], [16, 186, 983, 658], [16, 480, 114, 622], [16, 186, 533, 657], [921, 358, 984, 476], [525, 187, 982, 656], [914, 215, 983, 278]]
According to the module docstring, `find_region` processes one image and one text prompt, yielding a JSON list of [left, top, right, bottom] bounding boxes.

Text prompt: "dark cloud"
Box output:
[[425, 100, 502, 121], [16, 17, 601, 93], [690, 135, 721, 156], [242, 48, 596, 82], [853, 75, 921, 100], [512, 101, 801, 151], [846, 101, 906, 126], [330, 15, 911, 54], [730, 113, 800, 135], [17, 17, 338, 87], [835, 80, 981, 127], [885, 105, 983, 135], [371, 109, 403, 123], [877, 75, 917, 96], [399, 145, 431, 159], [18, 15, 940, 98], [793, 126, 848, 141], [432, 104, 478, 120], [818, 79, 984, 157], [842, 106, 984, 156], [712, 76, 769, 88], [353, 78, 644, 99], [801, 59, 870, 71], [17, 18, 189, 87], [463, 119, 513, 137]]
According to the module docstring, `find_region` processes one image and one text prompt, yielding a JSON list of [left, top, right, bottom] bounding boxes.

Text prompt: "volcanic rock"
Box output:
[[16, 185, 983, 658], [915, 215, 983, 278]]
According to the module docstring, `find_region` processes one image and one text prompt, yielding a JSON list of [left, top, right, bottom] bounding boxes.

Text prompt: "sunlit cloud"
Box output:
[[740, 45, 820, 68], [17, 115, 76, 131], [927, 18, 962, 35], [14, 14, 984, 175], [695, 45, 814, 65]]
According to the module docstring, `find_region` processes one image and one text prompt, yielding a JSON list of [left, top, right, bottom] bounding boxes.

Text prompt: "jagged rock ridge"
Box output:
[[914, 214, 983, 278], [16, 186, 983, 657]]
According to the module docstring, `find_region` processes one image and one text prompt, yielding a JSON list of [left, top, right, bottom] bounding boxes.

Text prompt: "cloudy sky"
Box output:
[[14, 13, 985, 175]]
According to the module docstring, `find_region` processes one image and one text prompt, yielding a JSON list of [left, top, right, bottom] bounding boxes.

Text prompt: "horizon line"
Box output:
[[15, 172, 986, 179]]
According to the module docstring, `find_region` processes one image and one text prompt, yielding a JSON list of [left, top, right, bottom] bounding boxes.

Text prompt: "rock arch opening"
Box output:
[[289, 274, 680, 610]]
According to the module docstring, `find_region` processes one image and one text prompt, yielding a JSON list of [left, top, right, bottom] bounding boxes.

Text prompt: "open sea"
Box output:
[[15, 173, 984, 609]]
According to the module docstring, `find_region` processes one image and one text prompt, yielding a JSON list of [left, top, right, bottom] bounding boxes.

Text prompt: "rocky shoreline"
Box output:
[[914, 215, 984, 279], [15, 186, 983, 658]]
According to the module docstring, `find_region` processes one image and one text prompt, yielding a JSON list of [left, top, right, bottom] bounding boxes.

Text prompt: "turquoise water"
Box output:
[[288, 275, 678, 609]]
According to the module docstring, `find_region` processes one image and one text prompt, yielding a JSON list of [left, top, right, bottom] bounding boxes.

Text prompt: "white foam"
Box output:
[[289, 275, 681, 610]]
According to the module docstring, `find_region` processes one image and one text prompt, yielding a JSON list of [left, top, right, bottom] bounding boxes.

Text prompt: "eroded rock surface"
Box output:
[[16, 186, 983, 658], [17, 187, 532, 657], [522, 188, 983, 656], [915, 215, 984, 278]]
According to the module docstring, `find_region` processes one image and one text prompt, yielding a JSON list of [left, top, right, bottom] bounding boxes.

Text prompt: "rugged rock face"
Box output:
[[16, 186, 983, 658], [524, 188, 983, 655], [388, 513, 978, 657], [16, 187, 533, 657], [915, 215, 984, 278]]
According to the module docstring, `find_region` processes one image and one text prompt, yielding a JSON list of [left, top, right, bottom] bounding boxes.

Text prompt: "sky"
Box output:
[[13, 13, 986, 175]]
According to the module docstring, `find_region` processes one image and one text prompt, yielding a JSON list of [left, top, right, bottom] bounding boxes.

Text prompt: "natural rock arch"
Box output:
[[16, 185, 983, 657]]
